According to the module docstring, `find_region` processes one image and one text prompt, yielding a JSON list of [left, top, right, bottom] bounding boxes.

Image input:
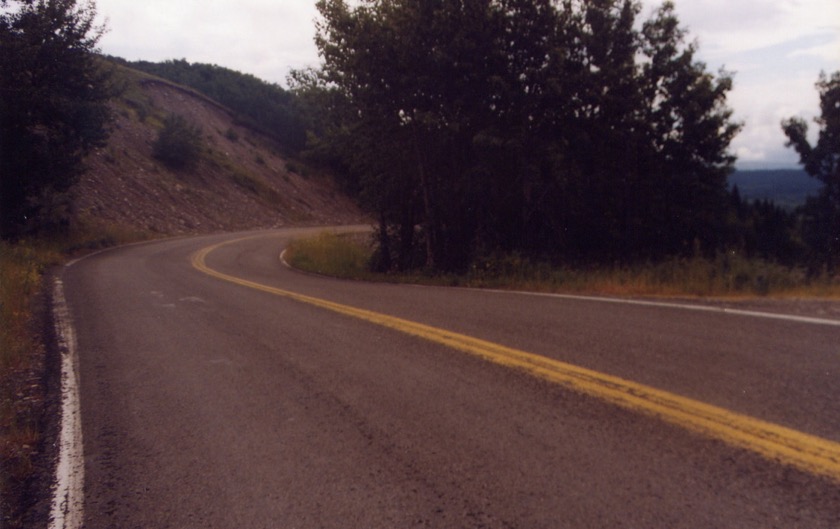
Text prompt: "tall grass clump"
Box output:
[[285, 232, 370, 279]]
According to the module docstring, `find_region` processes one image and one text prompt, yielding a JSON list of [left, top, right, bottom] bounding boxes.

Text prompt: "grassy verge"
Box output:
[[285, 231, 372, 279], [0, 220, 150, 528], [286, 231, 840, 299], [0, 241, 55, 528]]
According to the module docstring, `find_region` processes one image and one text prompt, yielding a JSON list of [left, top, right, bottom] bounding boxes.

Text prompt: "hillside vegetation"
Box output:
[[113, 57, 307, 153], [74, 63, 365, 236]]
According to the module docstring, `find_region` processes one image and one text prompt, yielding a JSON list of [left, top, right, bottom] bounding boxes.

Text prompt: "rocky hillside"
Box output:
[[75, 66, 366, 236]]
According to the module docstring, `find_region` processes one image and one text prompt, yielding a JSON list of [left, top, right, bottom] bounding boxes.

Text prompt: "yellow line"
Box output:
[[192, 236, 840, 482]]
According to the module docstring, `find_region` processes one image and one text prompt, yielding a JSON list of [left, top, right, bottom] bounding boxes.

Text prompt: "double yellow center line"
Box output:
[[193, 236, 840, 482]]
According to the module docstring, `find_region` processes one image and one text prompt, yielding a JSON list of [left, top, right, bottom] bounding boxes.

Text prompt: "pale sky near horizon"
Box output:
[[92, 0, 840, 169]]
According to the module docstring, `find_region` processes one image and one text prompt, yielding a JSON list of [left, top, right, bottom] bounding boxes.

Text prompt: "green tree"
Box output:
[[782, 71, 840, 270], [316, 0, 524, 270], [0, 0, 113, 238], [312, 0, 740, 270], [542, 1, 739, 260]]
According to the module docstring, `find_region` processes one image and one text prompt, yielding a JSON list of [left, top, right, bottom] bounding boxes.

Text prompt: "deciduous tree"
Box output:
[[311, 0, 741, 270], [0, 0, 113, 238], [782, 71, 840, 270]]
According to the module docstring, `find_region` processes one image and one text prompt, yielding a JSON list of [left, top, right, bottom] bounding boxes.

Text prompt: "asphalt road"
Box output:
[[60, 227, 840, 528]]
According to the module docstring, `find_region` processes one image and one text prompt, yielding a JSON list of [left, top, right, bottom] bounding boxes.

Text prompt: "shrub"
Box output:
[[153, 114, 203, 170]]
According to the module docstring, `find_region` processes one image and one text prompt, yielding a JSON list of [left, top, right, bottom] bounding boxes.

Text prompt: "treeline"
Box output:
[[293, 0, 837, 275], [297, 0, 742, 272], [116, 58, 308, 153]]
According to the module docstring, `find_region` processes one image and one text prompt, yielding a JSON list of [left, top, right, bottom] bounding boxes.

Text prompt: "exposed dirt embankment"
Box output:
[[76, 73, 366, 236]]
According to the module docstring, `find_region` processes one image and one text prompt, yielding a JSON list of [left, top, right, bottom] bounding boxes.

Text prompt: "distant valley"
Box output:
[[728, 169, 822, 209]]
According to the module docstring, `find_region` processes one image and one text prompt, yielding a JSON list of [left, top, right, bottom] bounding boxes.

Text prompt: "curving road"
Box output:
[[60, 227, 840, 528]]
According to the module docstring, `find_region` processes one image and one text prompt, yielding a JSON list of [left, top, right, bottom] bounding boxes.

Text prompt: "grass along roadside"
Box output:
[[285, 231, 840, 299], [0, 240, 63, 529], [0, 221, 150, 529], [285, 231, 372, 279]]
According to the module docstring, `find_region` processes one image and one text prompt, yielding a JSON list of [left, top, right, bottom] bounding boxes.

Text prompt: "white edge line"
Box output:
[[475, 288, 840, 327], [49, 278, 84, 529]]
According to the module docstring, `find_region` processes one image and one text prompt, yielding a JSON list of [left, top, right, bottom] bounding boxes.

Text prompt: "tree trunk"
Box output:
[[413, 128, 436, 269]]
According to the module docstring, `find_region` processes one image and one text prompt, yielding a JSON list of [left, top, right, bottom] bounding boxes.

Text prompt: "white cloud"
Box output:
[[96, 0, 320, 84], [786, 34, 840, 61], [666, 0, 840, 56], [650, 0, 839, 167]]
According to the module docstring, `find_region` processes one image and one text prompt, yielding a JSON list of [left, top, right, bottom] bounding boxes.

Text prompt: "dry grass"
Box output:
[[286, 233, 840, 299], [285, 232, 371, 279], [467, 253, 840, 299], [0, 240, 55, 526], [0, 220, 151, 528]]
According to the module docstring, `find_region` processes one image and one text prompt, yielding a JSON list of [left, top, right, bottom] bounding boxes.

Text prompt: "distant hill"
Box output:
[[728, 169, 822, 209], [75, 61, 365, 236], [110, 57, 307, 153]]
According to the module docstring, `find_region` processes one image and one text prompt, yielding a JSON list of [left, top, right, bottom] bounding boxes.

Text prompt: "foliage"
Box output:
[[782, 71, 840, 271], [0, 0, 114, 240], [121, 58, 307, 152], [310, 0, 741, 272], [288, 67, 364, 196], [726, 189, 804, 266], [153, 114, 204, 170]]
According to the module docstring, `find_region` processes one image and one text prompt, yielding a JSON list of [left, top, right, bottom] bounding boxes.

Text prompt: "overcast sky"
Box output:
[[93, 0, 840, 169]]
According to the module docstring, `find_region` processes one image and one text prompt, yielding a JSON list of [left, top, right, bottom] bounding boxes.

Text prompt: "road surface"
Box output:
[[59, 227, 840, 528]]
